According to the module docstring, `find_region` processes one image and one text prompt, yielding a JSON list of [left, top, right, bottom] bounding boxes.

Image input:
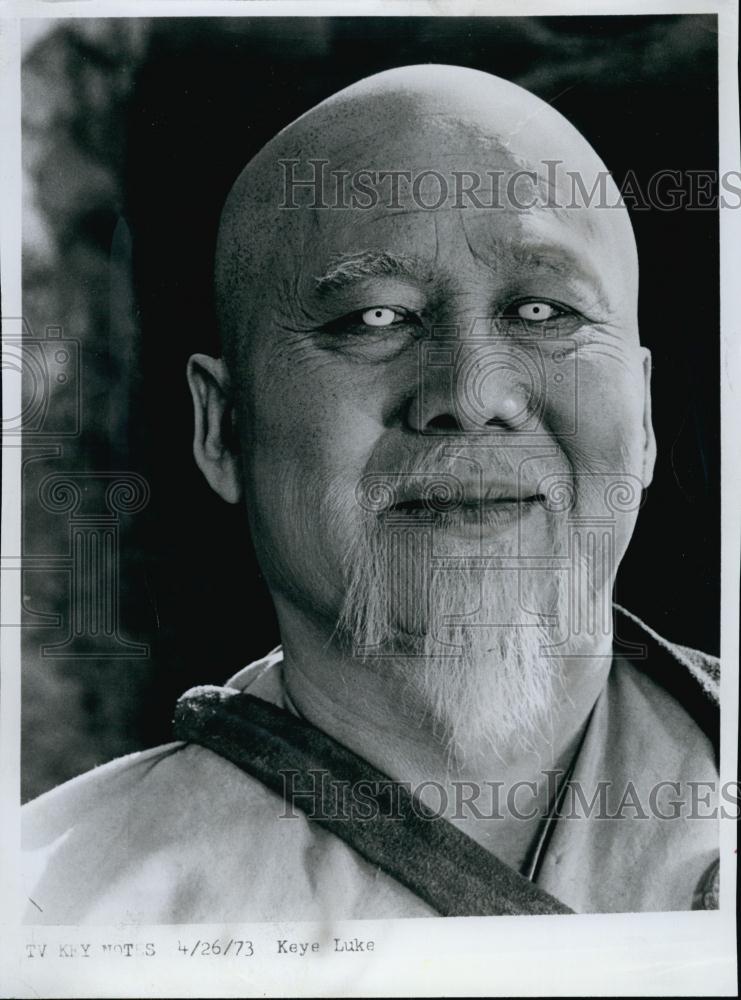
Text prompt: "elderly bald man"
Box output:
[[23, 65, 719, 922]]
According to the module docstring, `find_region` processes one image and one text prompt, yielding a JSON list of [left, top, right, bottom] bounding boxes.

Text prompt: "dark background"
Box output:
[[21, 15, 719, 800]]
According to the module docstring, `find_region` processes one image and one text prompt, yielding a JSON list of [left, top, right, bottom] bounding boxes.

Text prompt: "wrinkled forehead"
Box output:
[[270, 107, 610, 212], [259, 119, 633, 301], [217, 74, 638, 331]]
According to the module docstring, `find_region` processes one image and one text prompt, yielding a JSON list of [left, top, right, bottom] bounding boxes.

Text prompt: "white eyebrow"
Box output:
[[314, 250, 431, 294]]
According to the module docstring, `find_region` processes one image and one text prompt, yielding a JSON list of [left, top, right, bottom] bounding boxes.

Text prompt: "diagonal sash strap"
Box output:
[[173, 686, 573, 917]]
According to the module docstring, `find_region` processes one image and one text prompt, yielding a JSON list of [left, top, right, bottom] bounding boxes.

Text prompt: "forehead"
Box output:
[[218, 98, 637, 330], [290, 193, 616, 308], [271, 117, 619, 283], [306, 200, 608, 263]]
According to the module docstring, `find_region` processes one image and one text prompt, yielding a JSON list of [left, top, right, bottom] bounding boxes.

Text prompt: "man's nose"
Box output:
[[407, 339, 538, 434]]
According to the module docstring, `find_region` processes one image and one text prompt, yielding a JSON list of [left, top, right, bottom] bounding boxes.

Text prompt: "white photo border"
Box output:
[[1, 2, 738, 996]]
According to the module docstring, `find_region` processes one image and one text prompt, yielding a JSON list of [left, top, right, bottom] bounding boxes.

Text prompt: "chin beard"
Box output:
[[316, 447, 626, 764], [333, 506, 580, 763]]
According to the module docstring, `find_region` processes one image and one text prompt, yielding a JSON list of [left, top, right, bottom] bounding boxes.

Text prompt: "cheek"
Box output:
[[552, 351, 647, 470], [248, 375, 383, 486], [237, 354, 391, 608], [554, 353, 647, 578]]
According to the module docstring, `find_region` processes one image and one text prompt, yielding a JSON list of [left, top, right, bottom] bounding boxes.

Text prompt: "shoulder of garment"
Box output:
[[534, 606, 721, 914], [22, 726, 432, 923]]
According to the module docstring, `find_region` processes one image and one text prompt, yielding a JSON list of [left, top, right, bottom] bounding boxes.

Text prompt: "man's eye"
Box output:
[[509, 301, 562, 322], [320, 305, 418, 338], [498, 299, 590, 336], [361, 306, 404, 327]]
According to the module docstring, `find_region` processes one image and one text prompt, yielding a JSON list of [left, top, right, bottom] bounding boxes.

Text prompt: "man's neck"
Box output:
[[273, 600, 613, 871]]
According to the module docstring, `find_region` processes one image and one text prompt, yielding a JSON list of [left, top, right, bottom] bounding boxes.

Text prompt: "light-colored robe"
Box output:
[[22, 613, 719, 923]]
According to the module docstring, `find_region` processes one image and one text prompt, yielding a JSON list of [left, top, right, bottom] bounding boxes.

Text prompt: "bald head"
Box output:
[[214, 64, 638, 372]]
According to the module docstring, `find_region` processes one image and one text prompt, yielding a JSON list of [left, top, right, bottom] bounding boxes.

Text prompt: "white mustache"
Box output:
[[354, 442, 561, 514], [356, 473, 546, 514]]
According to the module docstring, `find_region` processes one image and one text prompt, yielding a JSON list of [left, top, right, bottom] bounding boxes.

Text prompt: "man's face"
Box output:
[[229, 118, 654, 654]]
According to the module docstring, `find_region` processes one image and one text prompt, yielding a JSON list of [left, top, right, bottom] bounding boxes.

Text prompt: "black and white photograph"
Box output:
[[1, 2, 739, 996]]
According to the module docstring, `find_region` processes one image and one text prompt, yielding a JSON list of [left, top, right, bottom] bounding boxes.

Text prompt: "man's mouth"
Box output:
[[389, 494, 544, 510], [384, 492, 547, 526]]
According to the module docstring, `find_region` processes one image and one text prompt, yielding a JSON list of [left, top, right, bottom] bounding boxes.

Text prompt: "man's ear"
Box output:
[[640, 348, 657, 489], [186, 354, 242, 504]]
